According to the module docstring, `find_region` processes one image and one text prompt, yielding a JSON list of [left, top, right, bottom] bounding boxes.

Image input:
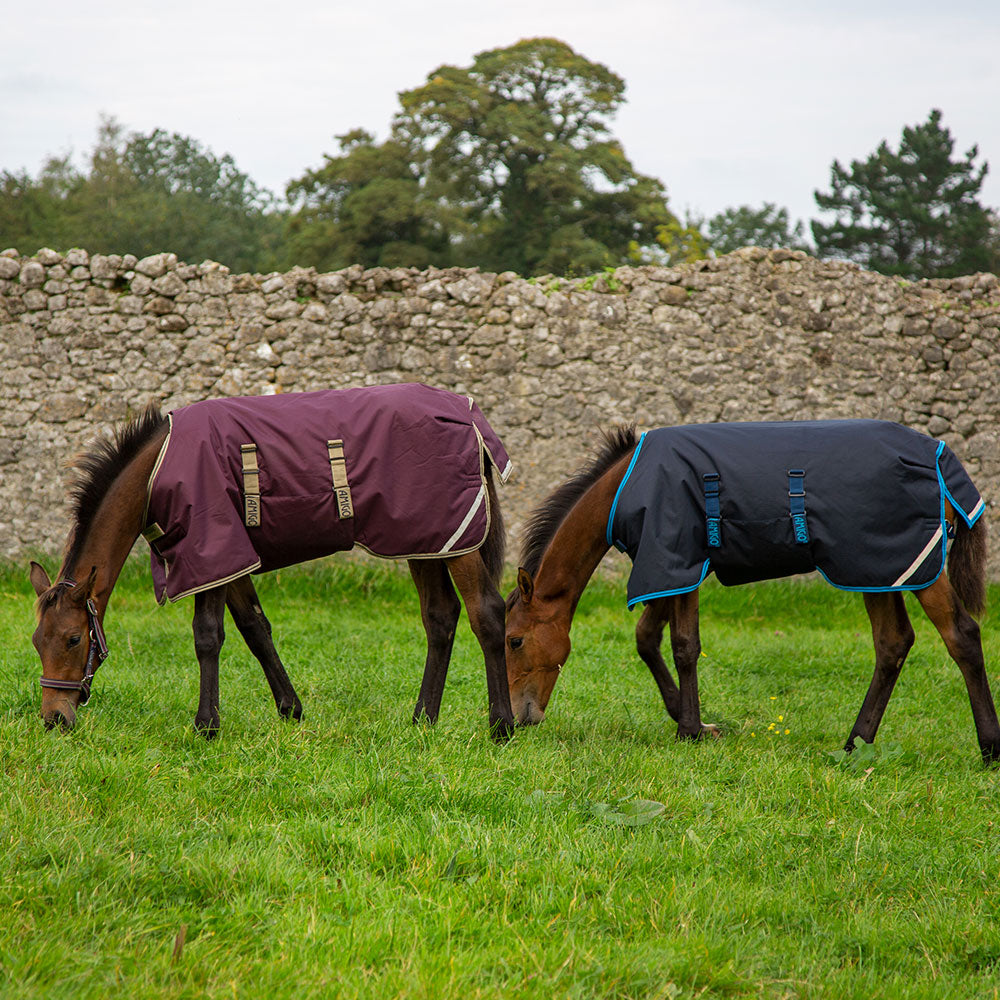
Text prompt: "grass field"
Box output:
[[2, 557, 1000, 999]]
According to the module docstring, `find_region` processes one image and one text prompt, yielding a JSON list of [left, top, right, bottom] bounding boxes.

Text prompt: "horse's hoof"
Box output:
[[677, 722, 722, 741], [490, 717, 515, 744], [412, 705, 439, 726], [194, 719, 220, 739], [279, 701, 303, 722]]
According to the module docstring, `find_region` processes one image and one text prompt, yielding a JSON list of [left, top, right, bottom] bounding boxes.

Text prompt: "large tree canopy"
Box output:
[[285, 38, 675, 276], [284, 129, 446, 271], [0, 118, 282, 272], [812, 109, 992, 278]]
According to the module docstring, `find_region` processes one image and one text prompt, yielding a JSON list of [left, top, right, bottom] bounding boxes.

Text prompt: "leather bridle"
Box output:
[[38, 580, 109, 707]]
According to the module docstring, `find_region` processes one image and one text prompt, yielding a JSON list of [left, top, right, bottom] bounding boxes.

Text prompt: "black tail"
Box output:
[[948, 518, 988, 617], [480, 459, 505, 588]]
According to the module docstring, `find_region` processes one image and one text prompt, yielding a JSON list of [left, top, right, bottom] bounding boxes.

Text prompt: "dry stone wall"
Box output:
[[2, 245, 999, 576]]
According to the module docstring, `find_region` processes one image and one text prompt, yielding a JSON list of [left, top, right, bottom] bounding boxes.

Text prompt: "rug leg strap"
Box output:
[[703, 472, 721, 547], [241, 443, 261, 527], [328, 439, 354, 519], [788, 469, 809, 543]]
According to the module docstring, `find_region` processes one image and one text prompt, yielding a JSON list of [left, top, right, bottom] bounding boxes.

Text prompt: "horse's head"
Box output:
[[504, 568, 571, 726], [29, 563, 102, 730]]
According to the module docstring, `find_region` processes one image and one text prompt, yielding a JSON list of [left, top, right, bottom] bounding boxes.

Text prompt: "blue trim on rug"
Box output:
[[935, 439, 984, 528], [607, 431, 648, 547], [813, 565, 941, 594], [626, 559, 712, 608]]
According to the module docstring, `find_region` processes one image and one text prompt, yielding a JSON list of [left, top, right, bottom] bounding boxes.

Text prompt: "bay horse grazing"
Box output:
[[30, 383, 514, 739], [505, 420, 1000, 764]]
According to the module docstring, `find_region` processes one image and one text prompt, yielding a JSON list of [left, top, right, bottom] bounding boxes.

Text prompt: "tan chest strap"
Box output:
[[241, 443, 261, 527], [328, 439, 354, 519]]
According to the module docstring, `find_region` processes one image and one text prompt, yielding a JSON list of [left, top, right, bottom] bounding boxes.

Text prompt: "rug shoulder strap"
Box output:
[[328, 439, 354, 520], [788, 469, 809, 544], [241, 443, 261, 527]]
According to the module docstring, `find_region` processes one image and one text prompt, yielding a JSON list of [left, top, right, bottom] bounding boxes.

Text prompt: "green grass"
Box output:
[[3, 558, 1000, 998]]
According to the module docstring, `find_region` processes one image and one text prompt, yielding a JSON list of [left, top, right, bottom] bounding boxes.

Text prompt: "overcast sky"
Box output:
[[3, 0, 999, 237]]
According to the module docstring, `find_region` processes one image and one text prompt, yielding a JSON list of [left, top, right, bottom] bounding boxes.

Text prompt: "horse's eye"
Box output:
[[67, 635, 82, 649], [509, 636, 523, 651]]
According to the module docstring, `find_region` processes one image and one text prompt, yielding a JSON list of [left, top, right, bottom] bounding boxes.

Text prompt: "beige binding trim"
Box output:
[[160, 563, 262, 605], [241, 443, 261, 527], [328, 439, 354, 519], [439, 484, 486, 554], [142, 414, 174, 531], [892, 525, 943, 587]]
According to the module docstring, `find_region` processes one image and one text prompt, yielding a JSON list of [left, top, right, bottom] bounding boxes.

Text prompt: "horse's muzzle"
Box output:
[[41, 700, 77, 731], [515, 700, 545, 726]]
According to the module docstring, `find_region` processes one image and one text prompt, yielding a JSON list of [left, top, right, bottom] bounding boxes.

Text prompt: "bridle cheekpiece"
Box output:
[[38, 579, 109, 707]]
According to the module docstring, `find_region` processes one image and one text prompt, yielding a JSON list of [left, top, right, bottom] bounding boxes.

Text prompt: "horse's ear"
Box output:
[[29, 561, 51, 597], [517, 567, 534, 605]]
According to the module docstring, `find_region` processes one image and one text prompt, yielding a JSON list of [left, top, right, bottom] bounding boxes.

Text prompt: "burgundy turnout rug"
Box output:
[[142, 383, 512, 602]]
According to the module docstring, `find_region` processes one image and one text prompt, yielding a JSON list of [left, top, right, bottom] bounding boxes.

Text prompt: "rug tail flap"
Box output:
[[937, 443, 985, 527], [469, 399, 513, 483]]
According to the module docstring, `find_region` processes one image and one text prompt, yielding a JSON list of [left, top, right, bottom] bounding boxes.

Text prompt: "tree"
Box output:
[[284, 130, 447, 270], [706, 203, 808, 255], [0, 156, 81, 253], [0, 117, 283, 272], [812, 109, 993, 278], [285, 38, 676, 276]]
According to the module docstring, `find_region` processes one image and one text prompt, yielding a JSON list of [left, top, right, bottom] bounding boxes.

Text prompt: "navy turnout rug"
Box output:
[[142, 383, 512, 603], [607, 420, 984, 608]]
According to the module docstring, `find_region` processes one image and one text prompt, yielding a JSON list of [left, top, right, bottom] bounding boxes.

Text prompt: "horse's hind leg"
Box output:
[[845, 592, 915, 750], [408, 559, 462, 725], [192, 584, 227, 737], [225, 575, 303, 721], [915, 576, 1000, 763], [664, 591, 719, 740], [446, 551, 515, 741]]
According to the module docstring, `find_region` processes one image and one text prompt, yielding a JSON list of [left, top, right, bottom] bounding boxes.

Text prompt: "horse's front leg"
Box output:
[[408, 559, 462, 725], [666, 591, 718, 740], [635, 598, 682, 722], [447, 551, 515, 741], [192, 585, 227, 737], [845, 592, 914, 750], [225, 575, 303, 721]]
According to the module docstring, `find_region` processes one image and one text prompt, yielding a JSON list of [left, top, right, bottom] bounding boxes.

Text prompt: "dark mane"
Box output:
[[61, 403, 169, 572], [519, 424, 638, 575]]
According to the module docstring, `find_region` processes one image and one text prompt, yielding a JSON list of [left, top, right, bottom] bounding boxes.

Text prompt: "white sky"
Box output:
[[3, 0, 999, 237]]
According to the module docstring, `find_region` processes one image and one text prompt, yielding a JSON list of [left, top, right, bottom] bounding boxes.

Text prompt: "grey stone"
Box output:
[[19, 262, 45, 287], [135, 253, 176, 278], [151, 272, 186, 297]]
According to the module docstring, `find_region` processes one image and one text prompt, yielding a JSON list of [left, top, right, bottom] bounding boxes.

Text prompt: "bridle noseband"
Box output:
[[38, 580, 110, 707]]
